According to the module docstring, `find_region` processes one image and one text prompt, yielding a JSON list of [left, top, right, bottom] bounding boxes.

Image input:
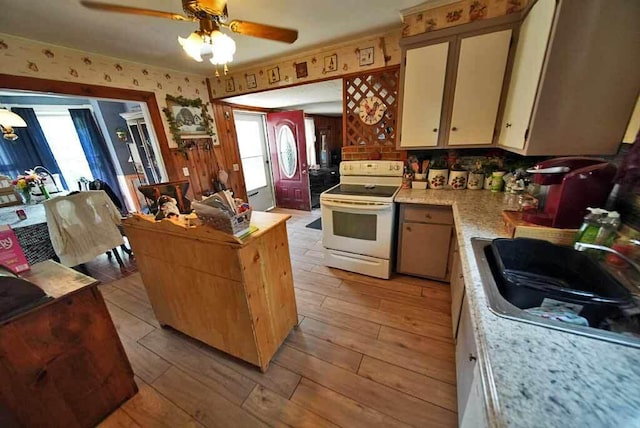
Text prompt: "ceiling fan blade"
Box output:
[[80, 1, 194, 21], [226, 20, 298, 44]]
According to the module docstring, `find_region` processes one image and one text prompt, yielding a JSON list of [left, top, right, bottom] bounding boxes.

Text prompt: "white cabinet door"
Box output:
[[623, 95, 640, 143], [448, 30, 512, 146], [450, 252, 464, 339], [400, 42, 449, 148], [460, 364, 489, 428], [456, 295, 478, 424], [498, 0, 556, 150]]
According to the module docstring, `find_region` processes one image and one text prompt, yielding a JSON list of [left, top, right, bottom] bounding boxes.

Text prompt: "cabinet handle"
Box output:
[[406, 226, 412, 232], [424, 213, 432, 219], [459, 273, 464, 279], [451, 127, 458, 131], [505, 123, 512, 128], [432, 128, 438, 132], [469, 353, 477, 362]]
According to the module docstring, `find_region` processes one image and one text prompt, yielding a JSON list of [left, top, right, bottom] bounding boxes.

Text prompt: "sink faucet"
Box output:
[[574, 242, 640, 290]]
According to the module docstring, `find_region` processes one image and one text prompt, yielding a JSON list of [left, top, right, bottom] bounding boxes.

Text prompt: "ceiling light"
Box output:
[[178, 20, 236, 75], [0, 109, 27, 141]]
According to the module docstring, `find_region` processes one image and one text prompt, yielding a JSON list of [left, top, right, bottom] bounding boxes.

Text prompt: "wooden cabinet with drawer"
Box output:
[[397, 204, 454, 280]]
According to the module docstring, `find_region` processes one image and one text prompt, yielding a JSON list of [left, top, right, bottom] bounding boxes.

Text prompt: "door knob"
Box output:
[[451, 127, 458, 131], [302, 170, 307, 174], [505, 123, 512, 128], [469, 353, 477, 362]]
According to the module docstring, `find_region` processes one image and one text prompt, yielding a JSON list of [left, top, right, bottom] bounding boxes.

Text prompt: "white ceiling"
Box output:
[[223, 79, 343, 116], [1, 0, 425, 75]]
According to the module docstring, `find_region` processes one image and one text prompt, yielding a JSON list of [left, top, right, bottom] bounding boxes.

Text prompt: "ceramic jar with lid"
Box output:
[[448, 170, 468, 190], [468, 172, 484, 190], [428, 169, 448, 189]]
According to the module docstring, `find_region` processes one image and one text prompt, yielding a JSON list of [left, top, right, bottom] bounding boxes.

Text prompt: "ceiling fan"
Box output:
[[80, 0, 299, 73]]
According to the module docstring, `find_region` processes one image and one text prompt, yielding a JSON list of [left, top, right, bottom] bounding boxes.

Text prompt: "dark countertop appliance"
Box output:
[[523, 157, 617, 229]]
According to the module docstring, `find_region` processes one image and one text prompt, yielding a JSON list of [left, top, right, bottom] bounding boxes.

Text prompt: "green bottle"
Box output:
[[574, 207, 606, 245]]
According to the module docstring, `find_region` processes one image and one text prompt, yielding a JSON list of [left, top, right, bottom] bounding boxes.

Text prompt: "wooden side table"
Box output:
[[0, 261, 137, 427]]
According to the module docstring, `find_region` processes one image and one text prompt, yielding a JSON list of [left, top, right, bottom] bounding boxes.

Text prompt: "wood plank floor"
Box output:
[[91, 208, 457, 428]]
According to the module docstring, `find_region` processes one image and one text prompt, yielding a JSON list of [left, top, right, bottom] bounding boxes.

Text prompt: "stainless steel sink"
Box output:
[[472, 238, 640, 349]]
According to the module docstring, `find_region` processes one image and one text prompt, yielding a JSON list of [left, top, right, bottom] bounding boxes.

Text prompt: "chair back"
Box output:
[[138, 180, 191, 214], [43, 190, 124, 267]]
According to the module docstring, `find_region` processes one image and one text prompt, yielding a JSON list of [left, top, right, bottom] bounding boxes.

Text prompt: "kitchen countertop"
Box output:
[[395, 188, 640, 428]]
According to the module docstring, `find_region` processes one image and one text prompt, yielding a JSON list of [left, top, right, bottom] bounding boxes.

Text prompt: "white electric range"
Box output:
[[320, 160, 404, 279]]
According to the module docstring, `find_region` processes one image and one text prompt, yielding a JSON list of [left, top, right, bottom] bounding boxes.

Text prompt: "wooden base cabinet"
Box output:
[[397, 205, 454, 281], [123, 212, 298, 372]]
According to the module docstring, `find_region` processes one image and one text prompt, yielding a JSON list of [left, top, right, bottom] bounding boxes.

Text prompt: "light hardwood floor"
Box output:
[[94, 208, 457, 428]]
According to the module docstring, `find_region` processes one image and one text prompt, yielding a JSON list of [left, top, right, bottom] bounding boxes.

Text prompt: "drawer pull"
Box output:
[[469, 353, 477, 362], [424, 214, 432, 219], [459, 273, 464, 279], [432, 128, 438, 132], [505, 122, 512, 128], [451, 127, 458, 131], [406, 226, 412, 232]]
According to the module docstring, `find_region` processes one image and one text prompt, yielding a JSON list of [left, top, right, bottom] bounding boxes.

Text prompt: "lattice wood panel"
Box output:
[[343, 66, 400, 146]]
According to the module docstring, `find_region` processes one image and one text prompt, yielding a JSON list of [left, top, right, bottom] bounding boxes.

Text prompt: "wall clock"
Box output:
[[358, 96, 387, 125]]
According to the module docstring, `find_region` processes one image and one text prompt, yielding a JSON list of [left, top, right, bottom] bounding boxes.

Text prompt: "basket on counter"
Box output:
[[195, 207, 252, 236]]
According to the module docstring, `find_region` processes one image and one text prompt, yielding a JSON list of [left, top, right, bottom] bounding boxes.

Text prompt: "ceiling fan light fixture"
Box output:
[[208, 30, 236, 65], [178, 31, 205, 62]]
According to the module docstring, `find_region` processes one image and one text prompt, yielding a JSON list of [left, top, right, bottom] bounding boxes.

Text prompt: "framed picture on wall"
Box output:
[[246, 73, 257, 89], [267, 66, 280, 84], [295, 62, 308, 79], [163, 95, 214, 142], [225, 77, 235, 92], [324, 54, 338, 72], [359, 47, 374, 66]]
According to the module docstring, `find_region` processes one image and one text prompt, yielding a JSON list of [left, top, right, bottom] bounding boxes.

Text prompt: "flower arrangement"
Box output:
[[12, 170, 47, 204]]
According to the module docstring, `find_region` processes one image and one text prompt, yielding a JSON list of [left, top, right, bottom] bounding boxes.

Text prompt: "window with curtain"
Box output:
[[0, 108, 66, 187], [35, 109, 94, 189]]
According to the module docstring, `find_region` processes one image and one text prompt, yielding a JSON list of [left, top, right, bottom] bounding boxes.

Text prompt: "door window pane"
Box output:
[[241, 156, 267, 191], [235, 118, 268, 192], [277, 126, 297, 178], [332, 211, 377, 241]]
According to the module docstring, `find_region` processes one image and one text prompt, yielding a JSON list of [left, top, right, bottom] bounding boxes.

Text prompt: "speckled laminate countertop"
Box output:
[[395, 188, 640, 428]]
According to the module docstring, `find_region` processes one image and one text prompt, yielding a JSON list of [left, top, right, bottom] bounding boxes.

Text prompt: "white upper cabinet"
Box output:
[[623, 96, 640, 144], [399, 42, 449, 148], [499, 0, 640, 155], [498, 0, 555, 151], [449, 29, 512, 146]]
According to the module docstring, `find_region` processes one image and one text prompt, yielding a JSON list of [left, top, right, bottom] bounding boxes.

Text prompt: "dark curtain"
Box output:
[[0, 108, 67, 188], [69, 108, 124, 208]]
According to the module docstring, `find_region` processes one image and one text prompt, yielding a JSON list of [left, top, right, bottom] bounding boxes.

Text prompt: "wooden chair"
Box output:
[[138, 180, 191, 214]]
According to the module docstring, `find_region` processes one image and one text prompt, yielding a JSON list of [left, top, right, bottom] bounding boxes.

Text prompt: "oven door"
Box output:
[[321, 198, 395, 260]]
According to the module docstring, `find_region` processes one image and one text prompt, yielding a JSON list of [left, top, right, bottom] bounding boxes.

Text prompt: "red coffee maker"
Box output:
[[523, 157, 617, 229]]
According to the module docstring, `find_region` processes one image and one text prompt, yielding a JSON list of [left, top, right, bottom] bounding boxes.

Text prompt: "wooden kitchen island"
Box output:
[[122, 211, 298, 372]]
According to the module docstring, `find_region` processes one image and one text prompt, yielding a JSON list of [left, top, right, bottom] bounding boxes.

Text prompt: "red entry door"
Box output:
[[266, 110, 311, 211]]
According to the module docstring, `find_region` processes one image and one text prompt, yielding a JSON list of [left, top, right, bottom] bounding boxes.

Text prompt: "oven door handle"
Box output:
[[321, 200, 392, 211]]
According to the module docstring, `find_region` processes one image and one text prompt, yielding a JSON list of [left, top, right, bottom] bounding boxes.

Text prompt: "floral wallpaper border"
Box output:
[[207, 29, 403, 99], [0, 33, 214, 149], [402, 0, 530, 38]]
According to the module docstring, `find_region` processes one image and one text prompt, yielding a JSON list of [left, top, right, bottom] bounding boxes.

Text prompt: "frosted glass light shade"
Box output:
[[178, 32, 205, 62], [209, 31, 236, 65], [0, 109, 27, 128]]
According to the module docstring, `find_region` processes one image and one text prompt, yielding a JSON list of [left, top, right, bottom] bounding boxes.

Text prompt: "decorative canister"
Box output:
[[428, 169, 448, 189], [491, 171, 506, 192], [484, 175, 493, 190], [468, 172, 484, 190], [448, 170, 468, 190]]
